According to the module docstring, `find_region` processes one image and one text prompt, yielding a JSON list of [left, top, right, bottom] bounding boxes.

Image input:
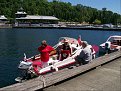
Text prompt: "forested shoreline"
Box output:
[[0, 0, 121, 24]]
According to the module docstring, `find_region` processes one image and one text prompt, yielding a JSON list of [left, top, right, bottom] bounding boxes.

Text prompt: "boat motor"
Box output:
[[18, 61, 32, 70]]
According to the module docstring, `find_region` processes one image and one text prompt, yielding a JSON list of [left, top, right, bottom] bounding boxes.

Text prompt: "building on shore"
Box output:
[[0, 15, 11, 28], [14, 8, 59, 27], [0, 15, 8, 24]]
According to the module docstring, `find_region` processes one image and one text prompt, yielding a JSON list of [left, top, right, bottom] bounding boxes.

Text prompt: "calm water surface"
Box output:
[[0, 28, 120, 88]]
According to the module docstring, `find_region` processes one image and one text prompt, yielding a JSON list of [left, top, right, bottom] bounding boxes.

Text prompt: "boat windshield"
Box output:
[[108, 37, 115, 42], [108, 37, 121, 46], [108, 37, 121, 42], [59, 37, 65, 43], [59, 37, 79, 45]]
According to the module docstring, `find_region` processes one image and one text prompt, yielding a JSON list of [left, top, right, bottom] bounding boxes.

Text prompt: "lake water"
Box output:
[[0, 28, 120, 88]]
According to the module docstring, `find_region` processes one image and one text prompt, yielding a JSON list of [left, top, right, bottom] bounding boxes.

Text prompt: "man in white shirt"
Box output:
[[75, 41, 92, 65]]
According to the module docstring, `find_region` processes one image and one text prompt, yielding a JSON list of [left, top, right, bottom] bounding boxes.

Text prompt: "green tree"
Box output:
[[94, 19, 101, 24], [0, 0, 120, 25]]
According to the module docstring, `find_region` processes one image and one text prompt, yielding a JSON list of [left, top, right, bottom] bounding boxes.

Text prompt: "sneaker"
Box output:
[[75, 64, 80, 67], [68, 66, 73, 69]]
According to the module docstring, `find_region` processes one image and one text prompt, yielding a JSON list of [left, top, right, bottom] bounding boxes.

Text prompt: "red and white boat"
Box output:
[[99, 35, 121, 55], [16, 37, 97, 82]]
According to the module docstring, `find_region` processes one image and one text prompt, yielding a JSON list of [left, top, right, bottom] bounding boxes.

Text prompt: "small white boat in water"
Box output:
[[16, 37, 97, 82], [99, 35, 121, 55]]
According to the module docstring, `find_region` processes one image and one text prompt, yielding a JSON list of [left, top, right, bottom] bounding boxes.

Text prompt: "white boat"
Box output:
[[99, 35, 121, 55], [17, 37, 96, 81]]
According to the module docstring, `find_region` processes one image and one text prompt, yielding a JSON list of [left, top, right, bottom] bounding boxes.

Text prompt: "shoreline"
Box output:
[[12, 26, 121, 31], [0, 26, 121, 31]]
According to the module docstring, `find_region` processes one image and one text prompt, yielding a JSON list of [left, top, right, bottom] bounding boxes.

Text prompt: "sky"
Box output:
[[48, 0, 121, 14]]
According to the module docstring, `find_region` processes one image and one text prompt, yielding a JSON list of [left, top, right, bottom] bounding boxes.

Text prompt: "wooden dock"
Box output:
[[44, 55, 121, 91], [0, 51, 121, 91]]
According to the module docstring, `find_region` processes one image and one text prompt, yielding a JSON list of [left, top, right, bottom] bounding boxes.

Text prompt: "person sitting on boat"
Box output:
[[38, 40, 56, 68], [105, 41, 111, 54], [75, 41, 92, 65], [59, 39, 72, 61]]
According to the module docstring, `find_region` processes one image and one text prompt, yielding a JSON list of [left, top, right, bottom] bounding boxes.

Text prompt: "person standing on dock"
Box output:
[[38, 40, 56, 68], [75, 41, 92, 65]]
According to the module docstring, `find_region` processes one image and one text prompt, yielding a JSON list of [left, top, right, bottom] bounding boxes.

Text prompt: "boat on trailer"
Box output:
[[16, 37, 96, 82], [99, 35, 121, 55]]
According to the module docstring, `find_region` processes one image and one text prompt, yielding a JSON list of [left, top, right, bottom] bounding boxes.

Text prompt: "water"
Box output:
[[0, 28, 120, 88]]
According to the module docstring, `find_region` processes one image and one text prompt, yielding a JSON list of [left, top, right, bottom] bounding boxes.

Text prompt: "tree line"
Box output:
[[0, 0, 121, 25]]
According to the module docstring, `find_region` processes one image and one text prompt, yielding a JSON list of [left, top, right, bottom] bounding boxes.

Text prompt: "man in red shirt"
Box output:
[[38, 40, 56, 68]]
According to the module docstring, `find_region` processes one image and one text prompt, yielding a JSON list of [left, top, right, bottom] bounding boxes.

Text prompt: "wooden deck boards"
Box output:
[[44, 57, 121, 91]]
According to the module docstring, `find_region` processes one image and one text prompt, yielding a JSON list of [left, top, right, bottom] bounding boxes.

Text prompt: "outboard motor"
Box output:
[[18, 61, 32, 70], [16, 61, 33, 82]]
